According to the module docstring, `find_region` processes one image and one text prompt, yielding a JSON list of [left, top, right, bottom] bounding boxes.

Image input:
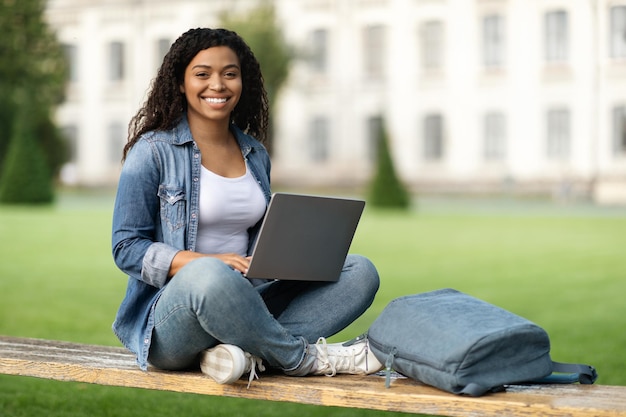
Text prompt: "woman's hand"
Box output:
[[169, 251, 251, 277], [210, 253, 252, 275]]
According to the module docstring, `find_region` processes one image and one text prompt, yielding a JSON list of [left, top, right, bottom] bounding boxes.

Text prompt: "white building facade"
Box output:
[[46, 0, 626, 203]]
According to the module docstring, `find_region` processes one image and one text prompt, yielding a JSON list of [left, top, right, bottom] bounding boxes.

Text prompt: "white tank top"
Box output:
[[196, 164, 266, 256]]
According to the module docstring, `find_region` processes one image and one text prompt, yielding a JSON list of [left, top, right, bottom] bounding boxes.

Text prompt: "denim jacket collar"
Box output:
[[167, 115, 262, 157]]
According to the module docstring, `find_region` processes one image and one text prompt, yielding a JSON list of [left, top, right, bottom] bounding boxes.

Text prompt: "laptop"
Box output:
[[245, 193, 365, 282]]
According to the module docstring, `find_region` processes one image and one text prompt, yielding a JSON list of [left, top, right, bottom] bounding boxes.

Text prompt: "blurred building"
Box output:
[[46, 0, 626, 203]]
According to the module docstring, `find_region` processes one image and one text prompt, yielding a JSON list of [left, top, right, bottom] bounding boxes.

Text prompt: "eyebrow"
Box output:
[[191, 64, 240, 71]]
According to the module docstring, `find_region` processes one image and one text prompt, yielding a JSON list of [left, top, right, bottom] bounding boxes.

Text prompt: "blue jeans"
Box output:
[[148, 254, 379, 373]]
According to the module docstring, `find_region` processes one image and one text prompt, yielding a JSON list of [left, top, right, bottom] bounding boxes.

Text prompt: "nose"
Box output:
[[209, 75, 225, 92]]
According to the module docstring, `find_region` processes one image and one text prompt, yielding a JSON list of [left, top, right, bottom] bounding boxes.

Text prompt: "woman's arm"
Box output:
[[169, 251, 251, 277], [112, 139, 178, 288]]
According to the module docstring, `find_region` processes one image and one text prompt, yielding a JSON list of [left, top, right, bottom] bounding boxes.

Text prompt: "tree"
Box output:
[[220, 1, 292, 152], [0, 0, 68, 199], [0, 103, 54, 204], [367, 118, 411, 209]]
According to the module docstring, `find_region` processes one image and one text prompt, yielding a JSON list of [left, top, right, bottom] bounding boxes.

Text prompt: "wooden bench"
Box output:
[[1, 335, 625, 417]]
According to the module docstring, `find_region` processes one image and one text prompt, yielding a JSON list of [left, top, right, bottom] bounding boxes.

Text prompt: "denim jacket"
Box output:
[[111, 116, 271, 370]]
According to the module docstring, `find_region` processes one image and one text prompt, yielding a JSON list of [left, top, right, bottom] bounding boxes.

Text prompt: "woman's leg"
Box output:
[[264, 254, 380, 341], [261, 254, 382, 377], [148, 254, 380, 376], [148, 257, 306, 371]]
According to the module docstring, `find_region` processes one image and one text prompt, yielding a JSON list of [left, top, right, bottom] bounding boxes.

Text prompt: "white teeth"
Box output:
[[205, 97, 227, 103]]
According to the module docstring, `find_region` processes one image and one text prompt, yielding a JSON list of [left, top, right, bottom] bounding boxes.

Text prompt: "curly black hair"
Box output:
[[122, 28, 269, 161]]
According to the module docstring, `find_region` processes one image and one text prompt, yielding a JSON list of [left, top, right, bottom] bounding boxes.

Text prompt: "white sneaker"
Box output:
[[312, 335, 383, 376], [199, 344, 265, 388]]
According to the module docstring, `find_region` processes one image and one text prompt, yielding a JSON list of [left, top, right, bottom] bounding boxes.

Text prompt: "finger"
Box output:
[[210, 254, 245, 272], [229, 255, 250, 274]]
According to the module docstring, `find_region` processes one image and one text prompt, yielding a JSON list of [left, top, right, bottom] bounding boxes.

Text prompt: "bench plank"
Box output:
[[1, 336, 625, 417]]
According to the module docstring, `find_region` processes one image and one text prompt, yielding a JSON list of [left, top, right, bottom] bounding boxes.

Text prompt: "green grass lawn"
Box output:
[[1, 191, 625, 417]]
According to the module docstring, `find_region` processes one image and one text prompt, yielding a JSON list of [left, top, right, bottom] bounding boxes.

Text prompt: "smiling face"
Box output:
[[180, 46, 242, 129]]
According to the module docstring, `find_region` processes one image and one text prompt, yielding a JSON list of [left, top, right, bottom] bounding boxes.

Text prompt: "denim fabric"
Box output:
[[147, 254, 379, 372], [111, 116, 271, 370]]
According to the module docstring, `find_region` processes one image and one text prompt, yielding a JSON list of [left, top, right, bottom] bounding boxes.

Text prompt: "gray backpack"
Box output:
[[367, 288, 597, 396]]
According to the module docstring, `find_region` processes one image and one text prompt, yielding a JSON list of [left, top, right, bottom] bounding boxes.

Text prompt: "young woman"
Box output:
[[111, 28, 382, 385]]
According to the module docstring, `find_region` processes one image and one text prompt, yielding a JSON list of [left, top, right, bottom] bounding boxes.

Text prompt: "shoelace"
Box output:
[[314, 337, 336, 376], [315, 337, 359, 377], [245, 353, 266, 389]]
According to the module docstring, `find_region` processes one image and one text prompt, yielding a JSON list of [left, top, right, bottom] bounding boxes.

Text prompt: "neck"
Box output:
[[188, 117, 232, 146]]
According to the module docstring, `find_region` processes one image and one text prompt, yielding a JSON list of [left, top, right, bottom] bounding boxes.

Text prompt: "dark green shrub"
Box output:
[[0, 105, 54, 204], [367, 119, 411, 209]]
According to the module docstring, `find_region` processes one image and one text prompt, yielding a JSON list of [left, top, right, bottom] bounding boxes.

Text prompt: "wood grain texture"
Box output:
[[1, 336, 625, 417]]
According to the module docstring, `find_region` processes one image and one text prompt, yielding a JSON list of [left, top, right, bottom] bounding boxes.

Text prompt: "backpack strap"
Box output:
[[530, 361, 598, 385], [551, 361, 598, 384], [464, 362, 598, 394]]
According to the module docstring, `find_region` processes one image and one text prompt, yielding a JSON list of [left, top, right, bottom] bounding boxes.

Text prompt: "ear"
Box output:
[[179, 84, 185, 94]]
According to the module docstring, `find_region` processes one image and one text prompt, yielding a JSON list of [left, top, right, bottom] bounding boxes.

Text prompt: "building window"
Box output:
[[546, 108, 570, 160], [613, 106, 626, 155], [309, 116, 329, 162], [544, 10, 568, 63], [367, 115, 383, 162], [60, 124, 79, 184], [423, 114, 444, 160], [483, 112, 506, 161], [310, 29, 328, 73], [63, 44, 78, 82], [156, 38, 171, 68], [108, 122, 125, 163], [420, 21, 444, 70], [611, 6, 626, 59], [109, 41, 125, 81], [61, 124, 79, 163], [363, 25, 386, 79], [482, 14, 505, 68]]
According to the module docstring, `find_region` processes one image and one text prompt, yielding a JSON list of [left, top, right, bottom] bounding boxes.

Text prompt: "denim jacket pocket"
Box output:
[[157, 185, 186, 231]]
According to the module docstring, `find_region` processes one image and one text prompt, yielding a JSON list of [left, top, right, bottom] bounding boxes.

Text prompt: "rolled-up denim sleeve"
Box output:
[[141, 242, 178, 288]]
